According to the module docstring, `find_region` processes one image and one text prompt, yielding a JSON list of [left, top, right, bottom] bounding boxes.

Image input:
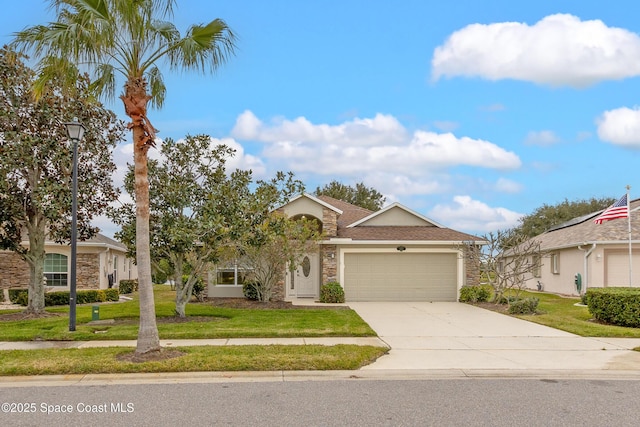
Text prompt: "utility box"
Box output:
[[92, 305, 100, 321]]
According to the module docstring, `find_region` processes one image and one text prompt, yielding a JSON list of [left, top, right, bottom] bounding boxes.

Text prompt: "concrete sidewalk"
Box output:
[[0, 337, 387, 351]]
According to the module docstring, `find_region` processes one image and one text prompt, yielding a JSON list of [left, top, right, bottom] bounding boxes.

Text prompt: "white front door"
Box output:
[[291, 252, 319, 298]]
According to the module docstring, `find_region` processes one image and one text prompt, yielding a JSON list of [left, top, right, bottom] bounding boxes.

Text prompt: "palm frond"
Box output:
[[146, 66, 166, 109]]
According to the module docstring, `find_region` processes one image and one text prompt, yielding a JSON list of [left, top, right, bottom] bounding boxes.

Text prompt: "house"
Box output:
[[520, 198, 640, 296], [207, 194, 484, 302], [0, 233, 137, 294]]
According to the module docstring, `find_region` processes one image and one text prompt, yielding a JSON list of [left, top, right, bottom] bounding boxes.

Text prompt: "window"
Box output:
[[551, 253, 560, 274], [44, 253, 68, 286], [216, 262, 250, 286], [532, 254, 541, 278], [113, 255, 118, 282]]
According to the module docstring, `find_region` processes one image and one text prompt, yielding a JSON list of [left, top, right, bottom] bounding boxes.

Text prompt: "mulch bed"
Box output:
[[0, 311, 63, 322], [206, 298, 347, 310], [116, 348, 185, 363]]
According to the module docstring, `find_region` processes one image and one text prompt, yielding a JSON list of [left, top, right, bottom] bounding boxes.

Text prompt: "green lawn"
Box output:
[[0, 286, 375, 341], [0, 345, 388, 376], [496, 290, 640, 338], [0, 286, 386, 376]]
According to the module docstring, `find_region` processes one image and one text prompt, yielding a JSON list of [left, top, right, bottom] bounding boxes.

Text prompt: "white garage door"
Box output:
[[606, 252, 640, 286], [343, 252, 458, 302]]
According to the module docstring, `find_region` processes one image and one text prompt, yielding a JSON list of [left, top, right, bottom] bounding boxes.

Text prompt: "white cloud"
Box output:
[[232, 110, 407, 146], [234, 111, 521, 177], [524, 130, 561, 146], [494, 178, 522, 193], [432, 120, 459, 132], [596, 107, 640, 147], [431, 14, 640, 87], [428, 195, 524, 234], [208, 137, 267, 176], [365, 173, 448, 196]]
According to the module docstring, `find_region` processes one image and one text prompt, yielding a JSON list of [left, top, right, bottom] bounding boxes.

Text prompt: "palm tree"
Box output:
[[13, 0, 236, 354]]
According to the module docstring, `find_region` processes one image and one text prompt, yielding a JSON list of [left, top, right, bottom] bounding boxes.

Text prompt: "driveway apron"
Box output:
[[348, 302, 640, 371]]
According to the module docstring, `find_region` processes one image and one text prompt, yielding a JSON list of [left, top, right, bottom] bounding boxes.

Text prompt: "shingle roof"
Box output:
[[315, 195, 373, 228], [315, 195, 482, 242], [532, 199, 640, 250], [86, 233, 127, 250], [337, 226, 482, 241]]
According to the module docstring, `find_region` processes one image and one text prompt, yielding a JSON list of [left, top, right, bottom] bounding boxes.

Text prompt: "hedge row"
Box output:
[[9, 288, 119, 307], [585, 287, 640, 328]]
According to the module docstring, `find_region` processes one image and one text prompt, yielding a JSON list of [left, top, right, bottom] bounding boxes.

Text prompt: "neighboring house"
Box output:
[[520, 199, 640, 296], [208, 194, 484, 302], [0, 233, 137, 292]]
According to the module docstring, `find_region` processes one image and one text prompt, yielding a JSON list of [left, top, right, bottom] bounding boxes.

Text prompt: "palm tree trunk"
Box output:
[[122, 78, 160, 354], [133, 140, 160, 353]]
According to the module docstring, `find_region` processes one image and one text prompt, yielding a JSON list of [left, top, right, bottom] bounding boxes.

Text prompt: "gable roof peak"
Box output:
[[347, 202, 445, 228]]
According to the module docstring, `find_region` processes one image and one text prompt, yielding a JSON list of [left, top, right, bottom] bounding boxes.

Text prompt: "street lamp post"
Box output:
[[64, 118, 85, 332]]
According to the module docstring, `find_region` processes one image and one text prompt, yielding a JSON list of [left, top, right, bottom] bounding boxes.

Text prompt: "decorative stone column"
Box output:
[[321, 245, 338, 284]]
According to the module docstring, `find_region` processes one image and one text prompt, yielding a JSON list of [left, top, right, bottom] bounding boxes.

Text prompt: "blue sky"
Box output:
[[3, 1, 640, 238]]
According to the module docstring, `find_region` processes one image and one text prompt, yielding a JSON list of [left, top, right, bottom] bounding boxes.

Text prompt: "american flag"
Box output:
[[594, 194, 629, 224]]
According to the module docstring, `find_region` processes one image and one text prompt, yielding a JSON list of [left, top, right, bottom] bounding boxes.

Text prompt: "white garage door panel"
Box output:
[[344, 253, 457, 302], [606, 253, 640, 286]]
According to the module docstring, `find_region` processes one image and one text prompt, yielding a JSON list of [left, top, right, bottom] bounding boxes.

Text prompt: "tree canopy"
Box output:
[[0, 46, 124, 313], [110, 135, 311, 312], [315, 180, 385, 211], [13, 0, 237, 353], [512, 197, 616, 238]]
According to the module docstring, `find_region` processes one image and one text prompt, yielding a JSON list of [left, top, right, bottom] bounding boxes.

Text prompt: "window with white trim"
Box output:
[[551, 253, 560, 274], [44, 253, 68, 286], [215, 262, 251, 286]]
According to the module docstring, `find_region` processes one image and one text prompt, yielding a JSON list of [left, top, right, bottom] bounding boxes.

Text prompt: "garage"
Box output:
[[343, 252, 458, 302], [605, 251, 640, 286]]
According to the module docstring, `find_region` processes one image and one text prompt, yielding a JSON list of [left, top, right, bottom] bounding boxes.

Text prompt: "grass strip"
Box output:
[[0, 345, 388, 376]]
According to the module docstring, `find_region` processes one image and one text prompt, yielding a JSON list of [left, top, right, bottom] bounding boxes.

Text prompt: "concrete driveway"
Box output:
[[348, 302, 640, 371]]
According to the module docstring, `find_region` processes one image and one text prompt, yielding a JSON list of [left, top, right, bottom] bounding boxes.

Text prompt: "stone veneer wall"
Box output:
[[322, 207, 338, 238], [77, 253, 100, 289], [464, 246, 481, 287], [320, 207, 339, 286], [321, 245, 338, 285], [0, 251, 100, 289], [0, 252, 31, 289]]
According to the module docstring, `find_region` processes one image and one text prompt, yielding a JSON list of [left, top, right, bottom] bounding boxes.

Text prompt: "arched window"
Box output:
[[44, 253, 68, 286], [291, 214, 323, 233]]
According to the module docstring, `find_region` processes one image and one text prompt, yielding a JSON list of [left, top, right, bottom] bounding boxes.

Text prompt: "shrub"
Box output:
[[459, 285, 491, 303], [320, 281, 345, 303], [104, 288, 120, 302], [508, 297, 539, 315], [118, 279, 138, 294], [46, 291, 71, 306], [580, 293, 589, 306], [10, 289, 118, 306], [10, 289, 28, 306], [76, 290, 106, 304], [243, 282, 260, 301], [586, 287, 640, 328], [183, 275, 205, 302]]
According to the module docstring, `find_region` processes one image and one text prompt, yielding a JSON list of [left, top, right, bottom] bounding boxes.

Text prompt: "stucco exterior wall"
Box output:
[[523, 244, 640, 296]]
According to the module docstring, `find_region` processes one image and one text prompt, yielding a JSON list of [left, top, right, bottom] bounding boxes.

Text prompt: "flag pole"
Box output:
[[627, 185, 632, 287]]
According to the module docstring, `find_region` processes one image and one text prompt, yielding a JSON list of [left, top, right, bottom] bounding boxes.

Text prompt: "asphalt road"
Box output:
[[1, 378, 638, 426]]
